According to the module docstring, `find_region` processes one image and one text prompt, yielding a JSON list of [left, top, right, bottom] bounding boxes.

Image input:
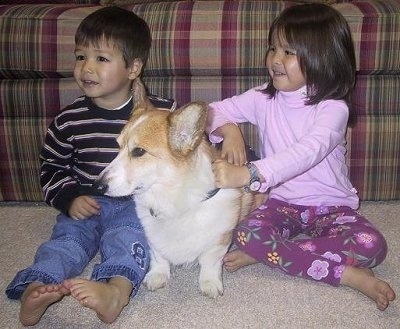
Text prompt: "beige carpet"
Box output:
[[0, 201, 399, 329]]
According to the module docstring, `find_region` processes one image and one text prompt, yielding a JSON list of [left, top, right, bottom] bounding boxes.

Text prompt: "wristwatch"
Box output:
[[244, 162, 261, 192]]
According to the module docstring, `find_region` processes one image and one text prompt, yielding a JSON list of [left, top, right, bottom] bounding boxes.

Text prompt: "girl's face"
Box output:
[[74, 39, 141, 109], [266, 33, 306, 92]]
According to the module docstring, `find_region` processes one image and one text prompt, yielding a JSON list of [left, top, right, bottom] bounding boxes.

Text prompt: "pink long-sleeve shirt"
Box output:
[[207, 84, 359, 209]]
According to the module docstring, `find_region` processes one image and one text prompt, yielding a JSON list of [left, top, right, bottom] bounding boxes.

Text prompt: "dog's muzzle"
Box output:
[[92, 180, 108, 195]]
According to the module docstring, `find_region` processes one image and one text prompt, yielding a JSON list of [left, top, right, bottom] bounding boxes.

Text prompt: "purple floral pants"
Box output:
[[234, 198, 388, 286]]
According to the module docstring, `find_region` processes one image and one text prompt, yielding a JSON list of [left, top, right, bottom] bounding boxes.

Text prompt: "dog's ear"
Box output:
[[168, 102, 208, 157], [132, 77, 148, 105], [130, 77, 155, 118]]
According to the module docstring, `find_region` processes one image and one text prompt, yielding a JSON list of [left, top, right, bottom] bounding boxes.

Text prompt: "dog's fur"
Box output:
[[96, 79, 259, 298]]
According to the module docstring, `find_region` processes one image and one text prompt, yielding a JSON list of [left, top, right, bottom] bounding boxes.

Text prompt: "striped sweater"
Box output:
[[40, 95, 175, 215]]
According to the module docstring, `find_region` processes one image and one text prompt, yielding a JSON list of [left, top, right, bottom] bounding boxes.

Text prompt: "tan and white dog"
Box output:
[[95, 79, 259, 298]]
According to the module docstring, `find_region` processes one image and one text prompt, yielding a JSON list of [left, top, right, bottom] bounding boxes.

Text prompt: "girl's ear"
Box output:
[[128, 59, 143, 80]]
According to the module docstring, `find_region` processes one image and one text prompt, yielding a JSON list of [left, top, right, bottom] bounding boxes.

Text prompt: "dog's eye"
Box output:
[[131, 147, 146, 157]]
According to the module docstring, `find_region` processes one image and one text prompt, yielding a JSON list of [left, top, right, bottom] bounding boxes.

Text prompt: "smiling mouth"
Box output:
[[272, 71, 285, 77], [82, 80, 98, 86]]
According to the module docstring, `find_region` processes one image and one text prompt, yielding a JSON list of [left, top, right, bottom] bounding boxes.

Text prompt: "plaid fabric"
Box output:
[[0, 5, 99, 79], [349, 75, 400, 200], [1, 1, 399, 78], [0, 78, 82, 201], [0, 1, 399, 201], [338, 0, 400, 73], [0, 1, 99, 5]]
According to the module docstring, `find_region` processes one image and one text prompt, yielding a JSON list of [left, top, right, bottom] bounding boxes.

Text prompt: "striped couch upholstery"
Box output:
[[0, 0, 399, 201]]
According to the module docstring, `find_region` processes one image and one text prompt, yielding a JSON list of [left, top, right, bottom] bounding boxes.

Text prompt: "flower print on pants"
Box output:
[[355, 232, 377, 249], [307, 259, 329, 280]]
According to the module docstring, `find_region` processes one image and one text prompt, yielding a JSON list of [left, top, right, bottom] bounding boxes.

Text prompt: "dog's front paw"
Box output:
[[144, 272, 169, 291], [200, 279, 223, 299]]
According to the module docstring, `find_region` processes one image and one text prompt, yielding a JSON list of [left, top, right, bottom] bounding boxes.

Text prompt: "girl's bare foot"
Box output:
[[63, 277, 132, 323], [19, 282, 69, 326], [340, 266, 396, 310], [223, 249, 258, 272]]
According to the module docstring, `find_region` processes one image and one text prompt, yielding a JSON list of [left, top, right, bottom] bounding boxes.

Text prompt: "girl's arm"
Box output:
[[253, 100, 349, 191], [206, 84, 267, 165], [213, 123, 247, 165]]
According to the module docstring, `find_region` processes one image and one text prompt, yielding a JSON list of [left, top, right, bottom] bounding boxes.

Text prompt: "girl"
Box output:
[[206, 3, 395, 311]]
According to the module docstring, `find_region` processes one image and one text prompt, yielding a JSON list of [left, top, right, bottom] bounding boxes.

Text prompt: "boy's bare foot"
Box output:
[[340, 266, 396, 310], [223, 249, 258, 272], [63, 277, 132, 323], [19, 282, 69, 326]]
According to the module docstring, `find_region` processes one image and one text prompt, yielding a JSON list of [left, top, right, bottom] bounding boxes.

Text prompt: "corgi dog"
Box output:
[[95, 79, 260, 298]]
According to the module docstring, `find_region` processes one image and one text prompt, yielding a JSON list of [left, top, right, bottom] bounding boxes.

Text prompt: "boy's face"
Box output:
[[74, 39, 141, 109]]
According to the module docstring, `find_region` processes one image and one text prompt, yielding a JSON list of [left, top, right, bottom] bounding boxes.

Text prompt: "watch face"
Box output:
[[249, 180, 261, 191]]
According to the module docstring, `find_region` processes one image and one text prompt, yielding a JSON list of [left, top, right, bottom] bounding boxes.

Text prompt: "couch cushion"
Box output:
[[0, 1, 399, 79], [336, 0, 400, 73], [0, 4, 99, 79], [0, 1, 399, 201], [100, 0, 337, 5], [0, 78, 82, 201], [0, 1, 99, 3]]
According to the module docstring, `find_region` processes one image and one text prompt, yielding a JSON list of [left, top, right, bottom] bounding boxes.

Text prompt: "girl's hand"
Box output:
[[69, 195, 100, 220], [216, 124, 247, 165], [212, 159, 250, 189]]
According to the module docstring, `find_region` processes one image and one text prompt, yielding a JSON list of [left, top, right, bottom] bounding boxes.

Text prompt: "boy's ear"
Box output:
[[128, 59, 143, 80]]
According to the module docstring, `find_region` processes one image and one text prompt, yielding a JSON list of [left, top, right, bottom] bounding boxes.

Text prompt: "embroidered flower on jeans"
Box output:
[[267, 251, 280, 264], [334, 215, 357, 225], [131, 242, 147, 270], [322, 251, 342, 263], [299, 241, 316, 252], [333, 265, 345, 279], [237, 231, 247, 246], [307, 260, 329, 280], [355, 232, 377, 248]]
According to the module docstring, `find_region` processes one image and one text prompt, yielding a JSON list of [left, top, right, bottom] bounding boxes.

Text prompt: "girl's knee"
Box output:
[[352, 226, 388, 265]]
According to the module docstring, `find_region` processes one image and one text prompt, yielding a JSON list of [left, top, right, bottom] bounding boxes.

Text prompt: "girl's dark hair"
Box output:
[[264, 4, 356, 125], [75, 6, 151, 67]]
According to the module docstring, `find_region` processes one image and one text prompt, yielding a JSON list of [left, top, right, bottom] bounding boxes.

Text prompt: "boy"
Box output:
[[6, 6, 174, 325]]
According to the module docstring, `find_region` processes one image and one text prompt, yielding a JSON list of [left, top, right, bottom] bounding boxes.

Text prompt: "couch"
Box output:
[[0, 0, 399, 202]]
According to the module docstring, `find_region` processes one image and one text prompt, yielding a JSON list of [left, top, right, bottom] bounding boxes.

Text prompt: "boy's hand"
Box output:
[[216, 124, 247, 165], [69, 195, 100, 220], [212, 159, 250, 189]]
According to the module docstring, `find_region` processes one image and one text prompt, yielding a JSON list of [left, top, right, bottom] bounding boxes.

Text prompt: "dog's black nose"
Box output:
[[92, 180, 108, 195]]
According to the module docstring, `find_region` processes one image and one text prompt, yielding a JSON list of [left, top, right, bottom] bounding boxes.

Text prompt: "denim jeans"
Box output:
[[6, 196, 149, 300]]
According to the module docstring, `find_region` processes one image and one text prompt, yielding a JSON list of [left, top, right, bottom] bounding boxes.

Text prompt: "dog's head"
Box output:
[[94, 79, 209, 197]]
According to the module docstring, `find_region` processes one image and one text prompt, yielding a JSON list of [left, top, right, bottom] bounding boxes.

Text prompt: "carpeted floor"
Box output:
[[0, 201, 399, 329]]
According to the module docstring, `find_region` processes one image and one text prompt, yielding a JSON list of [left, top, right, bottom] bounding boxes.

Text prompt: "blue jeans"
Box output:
[[6, 196, 149, 300]]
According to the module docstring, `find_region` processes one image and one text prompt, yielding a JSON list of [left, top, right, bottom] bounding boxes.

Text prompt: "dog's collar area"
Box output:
[[149, 188, 220, 219], [150, 208, 157, 218], [202, 188, 220, 201]]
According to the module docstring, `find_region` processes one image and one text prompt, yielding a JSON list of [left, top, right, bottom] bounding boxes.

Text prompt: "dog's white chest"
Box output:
[[136, 193, 237, 265]]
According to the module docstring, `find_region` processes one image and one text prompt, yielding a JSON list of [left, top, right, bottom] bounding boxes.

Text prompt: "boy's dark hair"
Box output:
[[264, 4, 356, 124], [75, 6, 151, 67]]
